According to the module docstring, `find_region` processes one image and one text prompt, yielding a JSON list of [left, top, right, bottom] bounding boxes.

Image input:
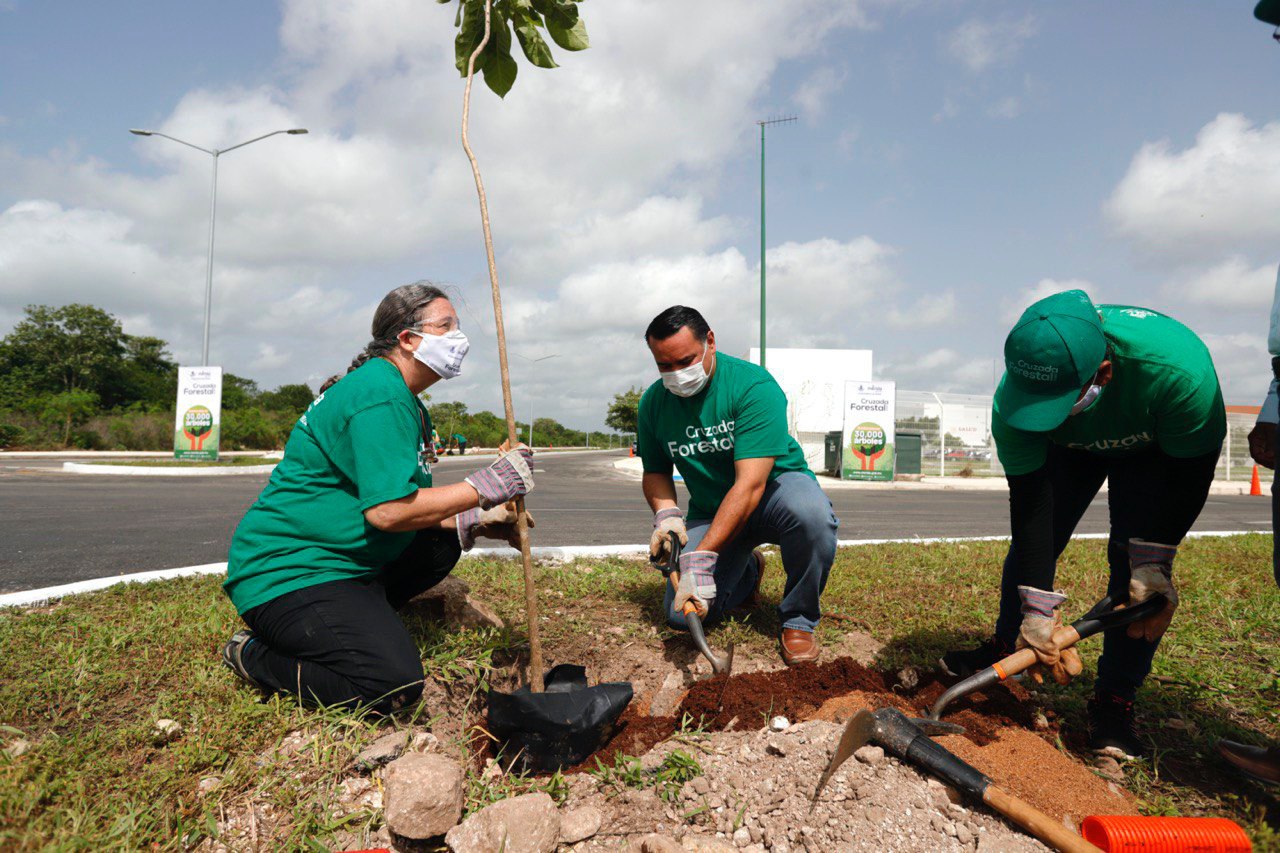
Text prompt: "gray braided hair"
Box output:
[[320, 281, 448, 393]]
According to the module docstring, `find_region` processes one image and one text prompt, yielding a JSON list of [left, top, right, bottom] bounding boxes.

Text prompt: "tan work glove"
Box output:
[[1125, 539, 1178, 643], [455, 501, 535, 551], [1015, 586, 1083, 686], [649, 508, 688, 564]]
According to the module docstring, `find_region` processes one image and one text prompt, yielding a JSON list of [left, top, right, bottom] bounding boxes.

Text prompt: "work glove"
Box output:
[[674, 550, 717, 619], [1016, 586, 1083, 686], [455, 501, 535, 551], [464, 447, 534, 509], [649, 508, 688, 565], [1125, 539, 1178, 643]]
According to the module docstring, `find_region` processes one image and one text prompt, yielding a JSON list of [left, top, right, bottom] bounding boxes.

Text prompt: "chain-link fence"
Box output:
[[804, 390, 1261, 480]]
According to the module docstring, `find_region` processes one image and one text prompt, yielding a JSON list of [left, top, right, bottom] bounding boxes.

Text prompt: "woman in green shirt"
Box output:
[[221, 282, 535, 714]]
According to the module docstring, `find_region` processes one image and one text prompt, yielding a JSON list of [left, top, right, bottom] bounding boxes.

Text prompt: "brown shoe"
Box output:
[[1217, 739, 1280, 785], [780, 628, 820, 666]]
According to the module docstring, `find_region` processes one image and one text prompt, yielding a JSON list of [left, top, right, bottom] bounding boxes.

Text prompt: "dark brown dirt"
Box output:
[[680, 657, 891, 730]]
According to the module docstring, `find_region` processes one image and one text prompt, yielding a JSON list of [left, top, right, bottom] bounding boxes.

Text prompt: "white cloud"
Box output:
[[1164, 257, 1276, 312], [1200, 331, 1272, 405], [880, 348, 997, 393], [945, 16, 1038, 74], [793, 66, 848, 121], [1, 0, 901, 424], [986, 96, 1021, 120], [1105, 113, 1280, 261], [1000, 278, 1098, 324], [886, 291, 959, 328]]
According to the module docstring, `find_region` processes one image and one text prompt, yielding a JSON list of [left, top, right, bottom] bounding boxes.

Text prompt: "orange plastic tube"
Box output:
[[1082, 815, 1251, 852]]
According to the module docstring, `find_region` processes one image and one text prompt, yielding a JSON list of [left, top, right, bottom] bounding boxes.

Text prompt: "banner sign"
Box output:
[[174, 366, 223, 461], [842, 380, 896, 481]]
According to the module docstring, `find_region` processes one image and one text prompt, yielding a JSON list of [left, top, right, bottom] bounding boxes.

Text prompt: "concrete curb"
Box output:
[[0, 529, 1264, 609], [611, 457, 1262, 496], [0, 450, 282, 459], [61, 462, 278, 477]]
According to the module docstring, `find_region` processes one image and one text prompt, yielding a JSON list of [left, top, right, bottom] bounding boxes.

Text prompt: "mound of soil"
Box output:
[[567, 656, 1133, 830]]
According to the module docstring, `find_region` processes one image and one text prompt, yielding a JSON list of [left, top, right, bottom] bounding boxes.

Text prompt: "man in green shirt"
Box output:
[[637, 306, 839, 665], [221, 283, 535, 714], [941, 290, 1225, 760]]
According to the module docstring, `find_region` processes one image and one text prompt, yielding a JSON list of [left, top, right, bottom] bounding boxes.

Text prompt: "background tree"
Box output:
[[605, 386, 641, 434], [41, 389, 99, 447], [0, 304, 126, 398]]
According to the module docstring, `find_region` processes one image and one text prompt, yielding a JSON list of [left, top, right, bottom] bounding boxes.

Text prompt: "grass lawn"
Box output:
[[1, 535, 1276, 849], [83, 457, 278, 468]]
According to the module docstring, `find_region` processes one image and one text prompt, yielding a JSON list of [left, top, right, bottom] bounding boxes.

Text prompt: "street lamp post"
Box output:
[[516, 353, 559, 447], [756, 116, 795, 370], [129, 127, 308, 366]]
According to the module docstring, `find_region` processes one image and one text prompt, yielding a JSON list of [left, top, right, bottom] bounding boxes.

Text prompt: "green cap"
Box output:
[[995, 289, 1106, 432]]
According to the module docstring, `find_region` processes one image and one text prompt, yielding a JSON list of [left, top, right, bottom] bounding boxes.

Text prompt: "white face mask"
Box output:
[[660, 344, 711, 397], [1069, 381, 1103, 416], [406, 327, 469, 380]]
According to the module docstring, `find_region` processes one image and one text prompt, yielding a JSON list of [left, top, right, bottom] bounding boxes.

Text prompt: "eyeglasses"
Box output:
[[407, 316, 461, 334]]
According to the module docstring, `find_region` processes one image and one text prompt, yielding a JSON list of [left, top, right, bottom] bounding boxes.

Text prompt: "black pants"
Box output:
[[239, 528, 461, 714], [993, 445, 1216, 702]]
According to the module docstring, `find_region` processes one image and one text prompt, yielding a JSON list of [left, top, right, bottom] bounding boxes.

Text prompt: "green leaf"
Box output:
[[546, 14, 588, 51], [513, 11, 558, 68], [454, 0, 488, 75], [483, 49, 518, 97]]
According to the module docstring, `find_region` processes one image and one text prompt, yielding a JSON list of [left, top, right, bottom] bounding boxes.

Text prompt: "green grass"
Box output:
[[83, 456, 277, 468], [0, 535, 1276, 849]]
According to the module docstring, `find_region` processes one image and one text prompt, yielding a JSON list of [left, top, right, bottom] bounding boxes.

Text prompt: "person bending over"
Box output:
[[220, 282, 534, 714], [941, 290, 1224, 760]]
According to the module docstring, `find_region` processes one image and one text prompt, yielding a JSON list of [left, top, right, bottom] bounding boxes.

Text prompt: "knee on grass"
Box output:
[[356, 663, 426, 715]]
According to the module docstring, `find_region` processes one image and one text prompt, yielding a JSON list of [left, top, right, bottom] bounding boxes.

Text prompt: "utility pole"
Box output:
[[757, 116, 795, 370]]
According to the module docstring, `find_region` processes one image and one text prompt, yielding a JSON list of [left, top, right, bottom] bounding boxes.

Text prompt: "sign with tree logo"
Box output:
[[174, 366, 222, 461], [842, 380, 895, 481]]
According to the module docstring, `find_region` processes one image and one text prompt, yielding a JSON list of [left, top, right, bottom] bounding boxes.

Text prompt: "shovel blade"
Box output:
[[811, 709, 877, 806]]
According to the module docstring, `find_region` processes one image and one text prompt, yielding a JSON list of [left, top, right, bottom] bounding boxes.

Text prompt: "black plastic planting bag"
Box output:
[[486, 664, 633, 773]]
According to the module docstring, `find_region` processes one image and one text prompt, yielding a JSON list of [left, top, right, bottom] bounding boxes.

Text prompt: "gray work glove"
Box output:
[[1126, 539, 1178, 643], [1016, 586, 1083, 686], [455, 501, 535, 551], [465, 447, 534, 509], [649, 508, 688, 564], [674, 550, 717, 618]]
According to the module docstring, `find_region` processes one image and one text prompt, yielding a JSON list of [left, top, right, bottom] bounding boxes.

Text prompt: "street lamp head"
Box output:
[[286, 128, 309, 134], [129, 129, 154, 136]]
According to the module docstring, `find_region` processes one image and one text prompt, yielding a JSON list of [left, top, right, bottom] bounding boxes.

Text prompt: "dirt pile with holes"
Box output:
[[561, 656, 1135, 850]]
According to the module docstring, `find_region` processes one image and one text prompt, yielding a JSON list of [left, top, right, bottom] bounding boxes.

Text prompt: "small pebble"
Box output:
[[153, 719, 182, 744], [769, 716, 790, 732]]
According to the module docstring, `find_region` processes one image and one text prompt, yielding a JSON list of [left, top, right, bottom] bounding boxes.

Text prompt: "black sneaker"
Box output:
[[939, 636, 1013, 678], [1088, 693, 1147, 760], [221, 630, 262, 689]]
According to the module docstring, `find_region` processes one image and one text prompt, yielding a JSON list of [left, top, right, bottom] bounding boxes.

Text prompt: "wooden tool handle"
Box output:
[[983, 785, 1100, 852], [991, 626, 1084, 681], [667, 571, 700, 616]]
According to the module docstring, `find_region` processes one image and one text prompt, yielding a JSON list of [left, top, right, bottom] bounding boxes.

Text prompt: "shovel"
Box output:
[[813, 707, 1100, 853], [927, 593, 1167, 727], [652, 531, 734, 676]]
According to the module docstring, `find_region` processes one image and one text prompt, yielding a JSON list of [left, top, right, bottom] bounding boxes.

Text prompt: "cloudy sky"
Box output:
[[1, 1, 1277, 429]]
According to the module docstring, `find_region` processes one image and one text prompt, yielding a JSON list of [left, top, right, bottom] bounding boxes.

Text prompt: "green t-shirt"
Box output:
[[637, 353, 814, 520], [993, 305, 1226, 476], [224, 359, 434, 614]]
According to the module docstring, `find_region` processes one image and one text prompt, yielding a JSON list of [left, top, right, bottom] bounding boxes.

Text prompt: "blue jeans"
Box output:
[[663, 472, 838, 634]]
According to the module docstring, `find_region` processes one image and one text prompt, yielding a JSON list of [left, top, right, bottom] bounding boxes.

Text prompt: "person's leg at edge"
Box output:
[[238, 578, 426, 715], [1273, 471, 1279, 589], [662, 519, 760, 631]]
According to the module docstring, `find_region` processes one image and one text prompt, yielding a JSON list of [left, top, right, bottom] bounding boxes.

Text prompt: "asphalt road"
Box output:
[[0, 450, 1270, 593]]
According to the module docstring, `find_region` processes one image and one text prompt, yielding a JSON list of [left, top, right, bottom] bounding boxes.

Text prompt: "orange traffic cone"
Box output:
[[1251, 465, 1263, 496]]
